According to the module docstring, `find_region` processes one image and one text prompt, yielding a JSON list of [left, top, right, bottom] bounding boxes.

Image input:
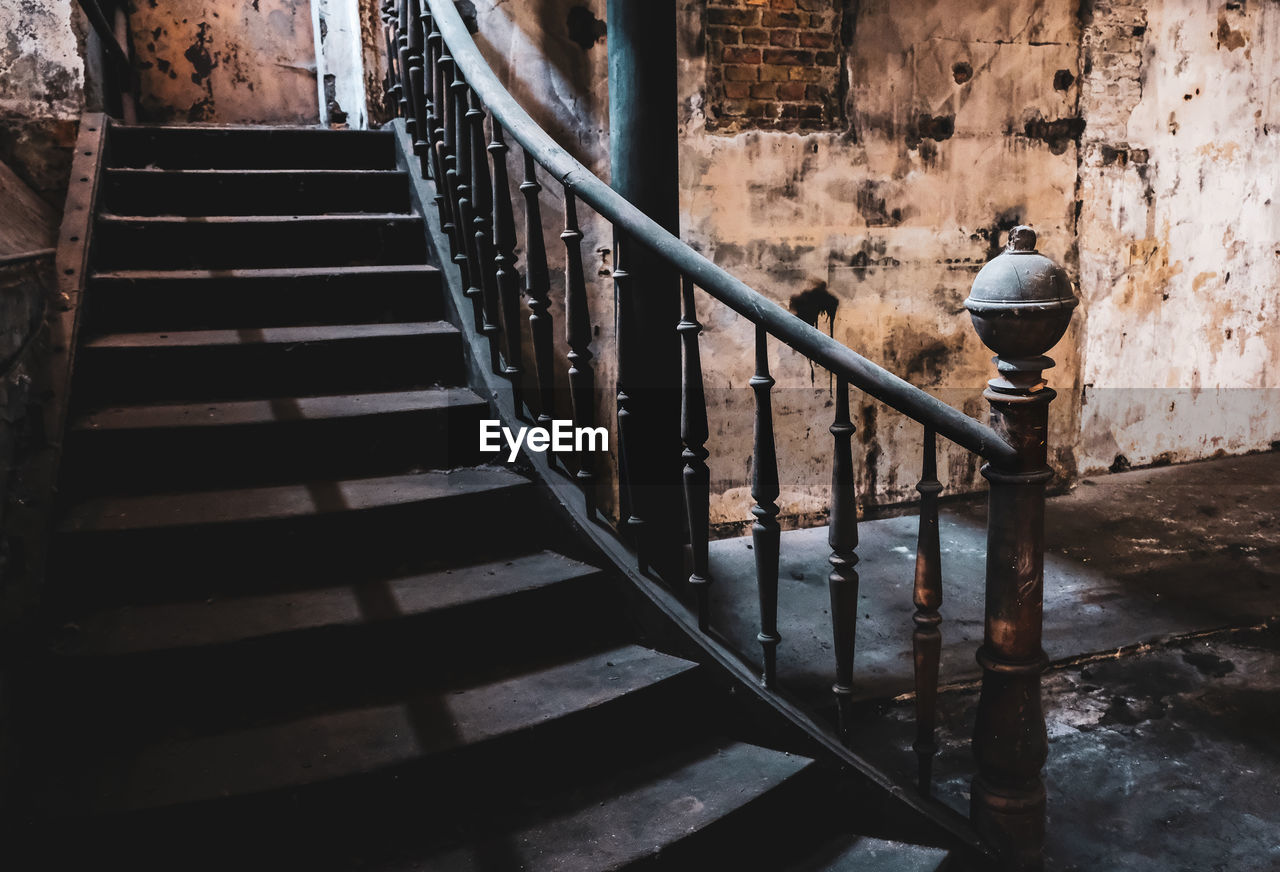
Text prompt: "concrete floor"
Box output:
[[706, 450, 1280, 870]]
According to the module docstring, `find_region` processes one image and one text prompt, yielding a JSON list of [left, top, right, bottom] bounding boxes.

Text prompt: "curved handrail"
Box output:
[[425, 0, 1016, 466]]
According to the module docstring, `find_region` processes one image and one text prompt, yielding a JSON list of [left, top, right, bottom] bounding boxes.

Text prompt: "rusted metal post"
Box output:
[[964, 226, 1077, 871]]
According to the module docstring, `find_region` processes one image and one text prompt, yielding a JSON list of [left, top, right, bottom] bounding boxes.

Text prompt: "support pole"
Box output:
[[607, 0, 682, 582]]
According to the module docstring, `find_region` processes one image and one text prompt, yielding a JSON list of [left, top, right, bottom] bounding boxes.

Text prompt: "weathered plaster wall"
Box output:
[[682, 0, 1083, 531], [455, 0, 1278, 534], [130, 0, 320, 123], [1076, 0, 1280, 472], [0, 0, 85, 204], [462, 0, 1083, 531]]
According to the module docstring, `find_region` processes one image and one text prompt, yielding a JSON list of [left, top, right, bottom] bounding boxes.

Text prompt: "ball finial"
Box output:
[[1007, 225, 1037, 252]]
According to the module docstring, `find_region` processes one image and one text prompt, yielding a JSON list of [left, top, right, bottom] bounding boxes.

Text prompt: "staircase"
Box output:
[[18, 123, 952, 870]]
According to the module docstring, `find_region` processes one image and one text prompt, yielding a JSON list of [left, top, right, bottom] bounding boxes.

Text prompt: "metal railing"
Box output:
[[383, 3, 1076, 867]]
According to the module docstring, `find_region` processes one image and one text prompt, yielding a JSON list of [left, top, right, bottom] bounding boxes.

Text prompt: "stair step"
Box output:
[[790, 836, 951, 871], [423, 742, 814, 872], [55, 645, 700, 815], [59, 467, 526, 534], [101, 168, 411, 216], [74, 321, 463, 402], [69, 550, 603, 657], [94, 213, 426, 270], [107, 125, 398, 170], [63, 388, 490, 492], [85, 265, 442, 331]]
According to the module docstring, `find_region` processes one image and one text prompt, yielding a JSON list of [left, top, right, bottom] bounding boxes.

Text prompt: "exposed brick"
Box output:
[[805, 83, 827, 101], [759, 64, 792, 82], [708, 7, 759, 26], [723, 64, 759, 82], [796, 0, 828, 10], [763, 47, 812, 65], [814, 50, 838, 66], [787, 65, 823, 81], [761, 10, 802, 26], [747, 100, 777, 116], [723, 46, 762, 63], [706, 26, 741, 45], [770, 29, 797, 46], [750, 81, 780, 99], [778, 80, 807, 100], [742, 26, 768, 43], [798, 30, 830, 48], [724, 80, 751, 99], [770, 0, 796, 8]]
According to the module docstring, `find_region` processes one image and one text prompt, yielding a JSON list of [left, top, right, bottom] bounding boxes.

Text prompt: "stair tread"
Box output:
[[107, 168, 404, 176], [792, 836, 951, 872], [424, 742, 814, 872], [59, 468, 526, 533], [91, 264, 438, 281], [83, 321, 456, 350], [63, 644, 699, 814], [72, 388, 486, 432], [98, 212, 420, 224], [70, 551, 602, 656]]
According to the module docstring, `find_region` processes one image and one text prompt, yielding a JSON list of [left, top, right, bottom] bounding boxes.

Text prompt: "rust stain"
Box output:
[[1216, 9, 1247, 52], [1192, 271, 1218, 292]]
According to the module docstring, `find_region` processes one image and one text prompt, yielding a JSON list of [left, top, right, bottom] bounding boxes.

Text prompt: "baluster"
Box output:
[[428, 24, 455, 246], [395, 0, 411, 122], [521, 152, 555, 428], [449, 66, 485, 335], [405, 0, 427, 171], [561, 191, 597, 515], [679, 276, 711, 631], [488, 118, 525, 414], [912, 426, 944, 793], [614, 234, 647, 571], [750, 325, 781, 687], [828, 377, 859, 738], [468, 92, 502, 369], [383, 2, 401, 109]]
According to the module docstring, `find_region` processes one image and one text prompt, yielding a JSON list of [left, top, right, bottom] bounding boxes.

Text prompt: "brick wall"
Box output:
[[704, 0, 843, 131]]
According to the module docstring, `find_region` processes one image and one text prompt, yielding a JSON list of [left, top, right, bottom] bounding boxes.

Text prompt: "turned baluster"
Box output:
[[750, 325, 781, 687], [521, 152, 555, 428], [382, 2, 400, 108], [405, 0, 427, 171], [449, 68, 484, 334], [489, 118, 525, 413], [396, 0, 411, 123], [965, 226, 1077, 871], [423, 17, 450, 228], [828, 377, 859, 738], [434, 44, 460, 265], [467, 92, 501, 369], [679, 276, 711, 631], [912, 427, 943, 793], [561, 191, 597, 515], [613, 234, 647, 571]]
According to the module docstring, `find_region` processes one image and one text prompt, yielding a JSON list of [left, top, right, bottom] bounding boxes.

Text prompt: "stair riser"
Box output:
[[94, 218, 427, 270], [84, 273, 443, 332], [47, 573, 625, 744], [101, 171, 412, 216], [62, 405, 489, 496], [51, 484, 544, 607], [107, 128, 398, 170], [73, 333, 464, 404]]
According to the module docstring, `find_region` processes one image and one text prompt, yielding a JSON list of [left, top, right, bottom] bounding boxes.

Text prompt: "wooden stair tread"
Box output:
[[83, 321, 456, 349], [424, 742, 814, 872], [98, 212, 420, 224], [106, 168, 404, 176], [61, 645, 698, 814], [70, 551, 603, 656], [791, 836, 951, 871], [72, 388, 485, 432], [90, 264, 438, 282], [59, 468, 526, 533]]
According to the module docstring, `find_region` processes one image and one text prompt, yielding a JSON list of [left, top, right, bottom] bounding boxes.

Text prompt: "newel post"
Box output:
[[963, 226, 1077, 871]]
